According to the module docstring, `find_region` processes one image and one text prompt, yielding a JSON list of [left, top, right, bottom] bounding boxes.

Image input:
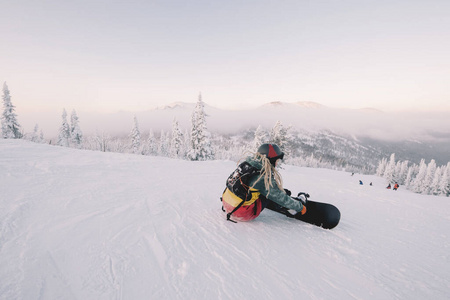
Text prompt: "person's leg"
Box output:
[[261, 196, 282, 211]]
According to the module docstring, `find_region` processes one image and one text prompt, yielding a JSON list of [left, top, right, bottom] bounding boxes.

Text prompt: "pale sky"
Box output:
[[2, 0, 450, 115]]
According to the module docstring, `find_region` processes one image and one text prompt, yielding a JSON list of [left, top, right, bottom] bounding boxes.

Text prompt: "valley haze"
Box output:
[[20, 101, 450, 144]]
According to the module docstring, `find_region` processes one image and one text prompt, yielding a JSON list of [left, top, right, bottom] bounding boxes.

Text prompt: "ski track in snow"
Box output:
[[1, 139, 450, 299]]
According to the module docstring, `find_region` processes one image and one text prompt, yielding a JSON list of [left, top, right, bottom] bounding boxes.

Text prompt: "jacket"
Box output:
[[245, 156, 304, 212]]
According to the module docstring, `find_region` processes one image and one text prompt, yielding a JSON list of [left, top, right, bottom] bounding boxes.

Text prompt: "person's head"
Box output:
[[257, 144, 284, 166], [253, 144, 284, 194]]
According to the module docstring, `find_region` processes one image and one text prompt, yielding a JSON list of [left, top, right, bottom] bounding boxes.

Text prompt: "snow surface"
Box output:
[[1, 140, 449, 300]]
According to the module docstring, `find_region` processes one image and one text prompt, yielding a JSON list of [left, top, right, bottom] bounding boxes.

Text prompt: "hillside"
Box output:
[[19, 101, 450, 167], [1, 140, 449, 299]]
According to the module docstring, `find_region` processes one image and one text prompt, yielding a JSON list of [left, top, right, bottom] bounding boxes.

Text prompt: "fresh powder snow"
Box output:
[[1, 139, 449, 299]]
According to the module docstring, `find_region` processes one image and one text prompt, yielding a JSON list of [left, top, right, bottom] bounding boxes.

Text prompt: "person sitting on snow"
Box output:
[[393, 183, 399, 191], [386, 183, 391, 189], [221, 144, 307, 222]]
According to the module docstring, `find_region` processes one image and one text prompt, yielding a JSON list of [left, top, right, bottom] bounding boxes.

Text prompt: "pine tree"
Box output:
[[398, 161, 409, 185], [144, 129, 157, 156], [159, 130, 169, 157], [383, 153, 396, 184], [57, 109, 71, 147], [130, 116, 141, 154], [431, 167, 442, 195], [405, 167, 414, 188], [376, 158, 388, 177], [424, 159, 437, 194], [188, 94, 214, 161], [183, 129, 190, 159], [39, 129, 45, 144], [31, 124, 40, 143], [412, 159, 427, 193], [170, 118, 183, 158], [1, 82, 22, 139], [438, 166, 450, 197], [70, 110, 83, 148], [251, 125, 267, 152], [270, 121, 290, 156]]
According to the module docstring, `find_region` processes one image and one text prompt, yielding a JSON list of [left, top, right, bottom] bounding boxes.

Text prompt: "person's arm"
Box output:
[[251, 177, 304, 212]]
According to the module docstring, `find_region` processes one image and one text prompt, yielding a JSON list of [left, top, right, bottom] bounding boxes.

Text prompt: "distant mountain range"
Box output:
[[23, 101, 450, 166], [78, 100, 450, 165], [80, 100, 448, 141]]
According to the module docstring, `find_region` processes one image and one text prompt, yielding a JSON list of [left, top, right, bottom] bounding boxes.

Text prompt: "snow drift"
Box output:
[[1, 140, 449, 299]]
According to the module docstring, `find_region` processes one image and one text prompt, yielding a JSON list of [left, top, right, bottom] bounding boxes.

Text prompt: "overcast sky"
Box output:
[[2, 0, 450, 116]]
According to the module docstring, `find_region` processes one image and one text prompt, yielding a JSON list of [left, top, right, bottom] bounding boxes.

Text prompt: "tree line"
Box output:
[[377, 153, 450, 197], [3, 82, 449, 196]]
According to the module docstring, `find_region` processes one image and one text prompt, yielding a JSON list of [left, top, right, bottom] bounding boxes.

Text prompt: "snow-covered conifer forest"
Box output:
[[2, 85, 450, 196]]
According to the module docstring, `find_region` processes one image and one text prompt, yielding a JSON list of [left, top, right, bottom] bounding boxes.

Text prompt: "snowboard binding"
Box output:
[[293, 192, 310, 205]]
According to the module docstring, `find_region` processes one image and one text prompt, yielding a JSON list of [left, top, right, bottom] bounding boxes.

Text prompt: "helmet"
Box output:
[[257, 144, 284, 165]]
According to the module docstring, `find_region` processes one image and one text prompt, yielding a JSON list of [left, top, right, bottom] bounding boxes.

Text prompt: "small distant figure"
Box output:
[[386, 183, 391, 189], [359, 180, 363, 185], [351, 173, 354, 176], [393, 183, 399, 191], [370, 182, 373, 186]]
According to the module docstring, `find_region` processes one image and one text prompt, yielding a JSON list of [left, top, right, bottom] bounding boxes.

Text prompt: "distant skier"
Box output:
[[386, 183, 391, 189], [221, 144, 307, 222], [359, 180, 363, 185], [370, 182, 373, 186], [393, 183, 399, 191]]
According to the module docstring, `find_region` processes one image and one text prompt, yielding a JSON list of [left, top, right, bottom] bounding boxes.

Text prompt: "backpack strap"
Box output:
[[226, 198, 246, 223], [222, 161, 260, 222]]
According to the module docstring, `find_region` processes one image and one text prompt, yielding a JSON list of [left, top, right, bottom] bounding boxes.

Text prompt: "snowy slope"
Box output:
[[1, 140, 449, 300]]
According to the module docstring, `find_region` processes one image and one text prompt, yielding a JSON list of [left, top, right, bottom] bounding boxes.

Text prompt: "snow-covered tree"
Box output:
[[94, 131, 111, 152], [306, 153, 319, 168], [188, 94, 214, 161], [57, 109, 71, 147], [376, 158, 388, 177], [423, 159, 437, 194], [439, 166, 450, 196], [130, 116, 141, 154], [170, 118, 183, 158], [412, 159, 427, 193], [183, 129, 190, 159], [1, 82, 22, 139], [70, 110, 83, 148], [39, 129, 45, 143], [383, 153, 396, 184], [405, 166, 415, 188], [431, 167, 442, 195], [144, 129, 157, 156], [270, 121, 290, 156], [30, 124, 40, 143], [251, 125, 267, 152], [158, 130, 169, 157], [398, 161, 409, 185]]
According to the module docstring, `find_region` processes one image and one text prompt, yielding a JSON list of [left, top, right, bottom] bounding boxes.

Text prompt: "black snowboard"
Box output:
[[267, 199, 341, 229]]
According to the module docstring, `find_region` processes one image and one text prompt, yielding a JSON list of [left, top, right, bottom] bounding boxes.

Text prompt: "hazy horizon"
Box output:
[[2, 1, 450, 116], [14, 100, 450, 144]]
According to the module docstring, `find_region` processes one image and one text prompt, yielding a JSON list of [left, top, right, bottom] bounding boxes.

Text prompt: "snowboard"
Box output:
[[267, 199, 341, 229]]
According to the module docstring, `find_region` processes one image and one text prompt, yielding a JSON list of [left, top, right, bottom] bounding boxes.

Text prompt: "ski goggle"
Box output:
[[269, 152, 284, 165]]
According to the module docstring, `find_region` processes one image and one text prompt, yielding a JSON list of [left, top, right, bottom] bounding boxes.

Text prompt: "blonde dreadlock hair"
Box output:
[[251, 152, 284, 196]]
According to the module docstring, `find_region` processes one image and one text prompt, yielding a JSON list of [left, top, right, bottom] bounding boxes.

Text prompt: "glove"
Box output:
[[287, 204, 307, 216], [284, 188, 292, 196], [300, 205, 307, 215]]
